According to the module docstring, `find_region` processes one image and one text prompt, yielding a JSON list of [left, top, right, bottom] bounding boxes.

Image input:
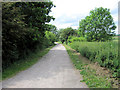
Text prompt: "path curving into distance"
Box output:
[[1, 44, 88, 88]]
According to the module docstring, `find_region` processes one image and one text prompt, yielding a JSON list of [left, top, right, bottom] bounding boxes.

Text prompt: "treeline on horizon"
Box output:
[[2, 2, 57, 70]]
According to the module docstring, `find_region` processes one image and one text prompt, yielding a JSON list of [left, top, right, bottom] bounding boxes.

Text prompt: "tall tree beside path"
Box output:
[[45, 24, 57, 35], [79, 7, 116, 42], [2, 2, 55, 70]]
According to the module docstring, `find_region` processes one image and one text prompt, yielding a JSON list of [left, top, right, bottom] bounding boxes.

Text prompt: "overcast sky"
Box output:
[[49, 0, 119, 34]]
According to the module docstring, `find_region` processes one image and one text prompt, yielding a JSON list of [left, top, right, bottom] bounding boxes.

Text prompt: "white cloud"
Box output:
[[53, 22, 73, 29], [112, 13, 118, 23], [49, 0, 119, 34]]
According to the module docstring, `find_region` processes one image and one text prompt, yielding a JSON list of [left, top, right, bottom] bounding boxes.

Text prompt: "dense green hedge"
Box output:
[[69, 41, 119, 77]]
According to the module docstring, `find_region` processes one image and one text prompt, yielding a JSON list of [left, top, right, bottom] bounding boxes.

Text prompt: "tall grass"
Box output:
[[69, 41, 119, 77], [64, 44, 112, 88]]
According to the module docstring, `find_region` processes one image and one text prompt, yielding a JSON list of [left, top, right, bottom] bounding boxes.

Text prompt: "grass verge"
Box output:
[[64, 44, 114, 88], [2, 45, 55, 80]]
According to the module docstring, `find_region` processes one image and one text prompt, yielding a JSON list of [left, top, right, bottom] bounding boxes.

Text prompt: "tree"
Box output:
[[45, 24, 57, 35], [79, 7, 116, 41], [2, 3, 27, 68], [58, 27, 77, 44], [14, 2, 55, 36], [45, 31, 56, 46], [78, 19, 87, 37], [2, 2, 55, 70]]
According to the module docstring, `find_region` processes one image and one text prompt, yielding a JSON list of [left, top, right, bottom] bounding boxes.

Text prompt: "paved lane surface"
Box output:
[[2, 44, 88, 88]]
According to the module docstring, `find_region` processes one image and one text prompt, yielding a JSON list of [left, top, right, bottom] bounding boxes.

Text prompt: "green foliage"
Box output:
[[57, 27, 78, 44], [16, 2, 55, 28], [64, 44, 112, 88], [78, 7, 116, 41], [69, 41, 119, 78], [2, 2, 55, 70], [45, 24, 57, 35], [45, 31, 56, 46], [67, 36, 86, 44], [80, 68, 112, 88]]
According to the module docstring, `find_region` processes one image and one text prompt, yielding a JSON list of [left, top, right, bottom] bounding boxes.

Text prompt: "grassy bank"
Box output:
[[69, 41, 119, 78], [64, 44, 118, 88], [2, 45, 55, 80]]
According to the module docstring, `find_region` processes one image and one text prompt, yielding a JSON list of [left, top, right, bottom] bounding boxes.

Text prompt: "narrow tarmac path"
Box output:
[[2, 44, 88, 88]]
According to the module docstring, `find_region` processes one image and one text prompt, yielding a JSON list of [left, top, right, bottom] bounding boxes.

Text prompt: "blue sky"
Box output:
[[49, 0, 119, 34]]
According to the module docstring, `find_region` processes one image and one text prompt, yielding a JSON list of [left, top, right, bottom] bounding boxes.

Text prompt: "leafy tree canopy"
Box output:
[[45, 24, 57, 35], [78, 7, 116, 41], [2, 2, 55, 70], [58, 27, 78, 44]]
